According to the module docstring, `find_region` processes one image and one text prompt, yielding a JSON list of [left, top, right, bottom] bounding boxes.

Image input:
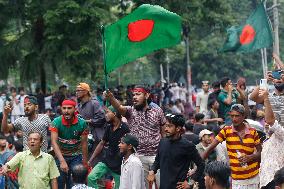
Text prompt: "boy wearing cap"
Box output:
[[50, 99, 89, 189], [2, 96, 51, 152], [202, 104, 262, 189], [148, 113, 205, 189], [196, 129, 217, 164], [119, 134, 145, 189], [87, 106, 129, 189]]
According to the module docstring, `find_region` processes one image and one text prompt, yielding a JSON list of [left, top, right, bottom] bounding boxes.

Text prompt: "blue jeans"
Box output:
[[55, 154, 82, 189]]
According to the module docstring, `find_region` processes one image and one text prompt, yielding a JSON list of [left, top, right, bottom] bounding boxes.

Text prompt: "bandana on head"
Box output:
[[24, 96, 38, 105], [62, 99, 76, 107], [132, 87, 149, 94]]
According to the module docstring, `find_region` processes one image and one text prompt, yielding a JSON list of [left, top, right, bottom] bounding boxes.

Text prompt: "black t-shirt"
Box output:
[[102, 122, 129, 174], [182, 133, 200, 145], [193, 123, 207, 135]]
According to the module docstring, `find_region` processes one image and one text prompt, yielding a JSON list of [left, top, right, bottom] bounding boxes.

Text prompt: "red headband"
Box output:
[[62, 100, 76, 107], [132, 88, 148, 94]]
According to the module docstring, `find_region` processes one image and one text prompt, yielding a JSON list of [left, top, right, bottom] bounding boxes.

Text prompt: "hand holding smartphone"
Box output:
[[272, 70, 283, 80], [260, 79, 268, 90]]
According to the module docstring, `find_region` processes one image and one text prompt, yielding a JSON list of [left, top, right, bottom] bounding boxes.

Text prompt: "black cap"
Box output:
[[165, 113, 185, 127], [121, 134, 139, 149]]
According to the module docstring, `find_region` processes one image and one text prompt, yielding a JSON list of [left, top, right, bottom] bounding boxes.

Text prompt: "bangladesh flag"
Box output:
[[220, 3, 273, 53], [103, 4, 181, 74]]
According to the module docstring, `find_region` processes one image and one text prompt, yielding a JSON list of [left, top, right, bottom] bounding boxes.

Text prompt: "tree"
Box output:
[[0, 0, 113, 92]]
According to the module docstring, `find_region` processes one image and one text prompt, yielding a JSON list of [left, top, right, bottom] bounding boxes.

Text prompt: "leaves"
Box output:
[[0, 0, 283, 89]]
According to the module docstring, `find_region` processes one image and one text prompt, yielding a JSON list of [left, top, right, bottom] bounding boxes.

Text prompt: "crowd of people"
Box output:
[[0, 56, 284, 189]]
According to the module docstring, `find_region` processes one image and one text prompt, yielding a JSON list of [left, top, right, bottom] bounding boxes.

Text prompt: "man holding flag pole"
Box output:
[[100, 4, 183, 189]]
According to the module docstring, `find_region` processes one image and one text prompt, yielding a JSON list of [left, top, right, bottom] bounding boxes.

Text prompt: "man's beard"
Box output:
[[134, 100, 147, 111], [25, 111, 34, 117]]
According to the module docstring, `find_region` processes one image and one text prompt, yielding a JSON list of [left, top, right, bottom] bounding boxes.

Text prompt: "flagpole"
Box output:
[[102, 25, 109, 106], [101, 25, 108, 90]]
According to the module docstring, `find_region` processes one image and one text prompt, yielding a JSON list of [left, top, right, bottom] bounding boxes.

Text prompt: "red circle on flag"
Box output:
[[128, 20, 154, 42], [239, 24, 256, 45]]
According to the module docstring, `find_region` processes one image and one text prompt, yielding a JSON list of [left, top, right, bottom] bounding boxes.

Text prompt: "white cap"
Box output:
[[199, 129, 213, 139]]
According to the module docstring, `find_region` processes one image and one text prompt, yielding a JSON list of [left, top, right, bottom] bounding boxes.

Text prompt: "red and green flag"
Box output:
[[220, 3, 273, 53], [103, 4, 181, 74]]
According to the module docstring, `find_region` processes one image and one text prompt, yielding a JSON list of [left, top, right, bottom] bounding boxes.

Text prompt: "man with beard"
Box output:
[[76, 83, 105, 157], [50, 99, 88, 189], [104, 85, 166, 188], [1, 96, 51, 152], [250, 60, 284, 126], [87, 106, 129, 189], [118, 134, 145, 189], [147, 113, 205, 189], [202, 104, 262, 189]]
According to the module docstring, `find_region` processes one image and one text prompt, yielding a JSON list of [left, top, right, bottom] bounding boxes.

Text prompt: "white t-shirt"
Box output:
[[196, 91, 209, 114], [17, 95, 27, 115], [10, 97, 21, 116], [44, 95, 52, 110], [179, 87, 187, 102], [170, 86, 180, 102], [0, 97, 4, 113]]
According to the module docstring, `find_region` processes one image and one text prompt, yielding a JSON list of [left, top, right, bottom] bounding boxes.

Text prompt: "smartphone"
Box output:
[[272, 70, 282, 80], [260, 79, 268, 89], [5, 101, 10, 106]]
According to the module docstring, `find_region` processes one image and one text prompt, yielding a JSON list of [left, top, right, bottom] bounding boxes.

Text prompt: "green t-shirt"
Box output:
[[50, 115, 88, 156], [217, 89, 239, 120]]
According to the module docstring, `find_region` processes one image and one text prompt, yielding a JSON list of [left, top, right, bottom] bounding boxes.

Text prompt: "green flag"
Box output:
[[103, 4, 181, 74], [220, 3, 273, 53]]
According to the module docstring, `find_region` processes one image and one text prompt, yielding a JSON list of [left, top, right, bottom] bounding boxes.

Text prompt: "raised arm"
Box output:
[[249, 86, 265, 104], [273, 52, 284, 69], [104, 90, 127, 117], [222, 85, 234, 105], [1, 105, 14, 133], [261, 89, 275, 125]]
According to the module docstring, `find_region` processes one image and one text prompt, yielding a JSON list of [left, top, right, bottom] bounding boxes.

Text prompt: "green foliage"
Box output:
[[0, 0, 283, 90]]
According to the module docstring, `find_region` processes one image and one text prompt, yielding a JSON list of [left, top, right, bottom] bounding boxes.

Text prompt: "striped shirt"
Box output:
[[268, 92, 284, 126], [216, 124, 260, 180], [14, 114, 51, 152]]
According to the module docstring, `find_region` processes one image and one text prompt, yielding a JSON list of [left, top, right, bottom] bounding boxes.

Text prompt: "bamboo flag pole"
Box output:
[[101, 25, 109, 106]]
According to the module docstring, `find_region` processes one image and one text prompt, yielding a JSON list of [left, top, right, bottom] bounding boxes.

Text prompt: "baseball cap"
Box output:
[[121, 134, 139, 152], [199, 129, 213, 139]]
